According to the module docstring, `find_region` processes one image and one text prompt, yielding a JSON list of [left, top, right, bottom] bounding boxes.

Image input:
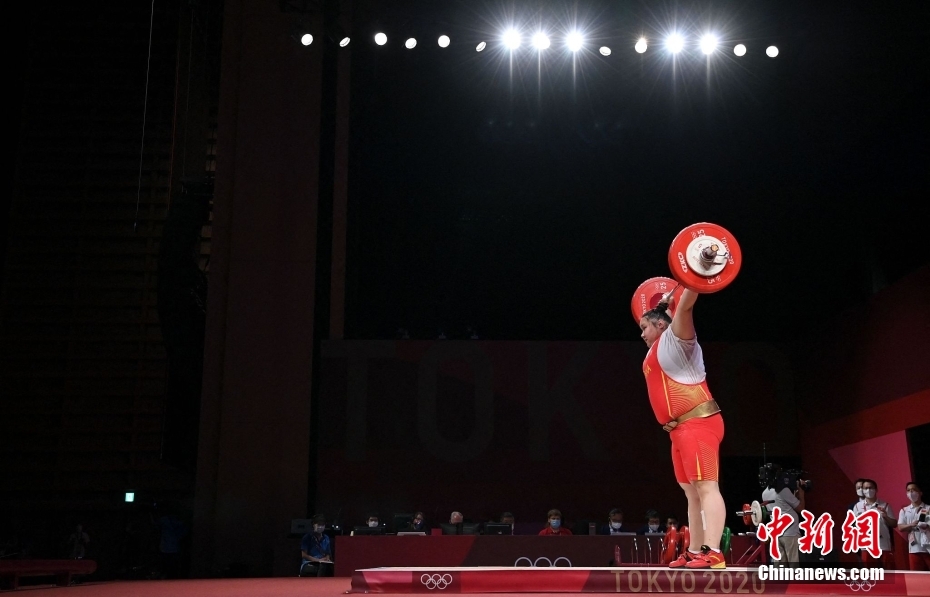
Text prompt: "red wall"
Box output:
[[797, 265, 930, 568]]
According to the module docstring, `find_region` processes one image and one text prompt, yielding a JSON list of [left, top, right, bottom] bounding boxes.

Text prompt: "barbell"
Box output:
[[631, 222, 742, 323]]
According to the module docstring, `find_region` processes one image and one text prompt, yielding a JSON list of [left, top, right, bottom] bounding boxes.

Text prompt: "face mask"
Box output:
[[610, 522, 623, 530], [368, 521, 379, 528], [313, 525, 324, 534], [863, 489, 876, 499], [856, 488, 864, 498], [414, 520, 423, 527], [648, 524, 659, 532], [908, 491, 920, 502], [550, 519, 561, 529]]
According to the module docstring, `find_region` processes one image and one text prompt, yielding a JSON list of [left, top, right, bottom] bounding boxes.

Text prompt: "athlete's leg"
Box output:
[[679, 481, 705, 549], [694, 480, 725, 550]]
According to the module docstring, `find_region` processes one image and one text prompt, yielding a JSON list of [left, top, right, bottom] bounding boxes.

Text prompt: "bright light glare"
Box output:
[[503, 29, 521, 50], [405, 38, 417, 49], [599, 46, 611, 56], [634, 38, 647, 53], [733, 43, 746, 56], [532, 32, 550, 50], [766, 45, 779, 57], [339, 37, 351, 47], [700, 34, 718, 54], [566, 32, 584, 52], [374, 32, 387, 46], [125, 492, 135, 503], [438, 35, 450, 48], [666, 33, 684, 53], [476, 41, 487, 52], [300, 34, 313, 46]]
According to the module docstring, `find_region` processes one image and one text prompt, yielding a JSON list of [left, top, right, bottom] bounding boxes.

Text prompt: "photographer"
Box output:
[[760, 464, 806, 568]]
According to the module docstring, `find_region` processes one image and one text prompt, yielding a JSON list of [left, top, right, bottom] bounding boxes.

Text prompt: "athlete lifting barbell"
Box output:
[[631, 222, 743, 569]]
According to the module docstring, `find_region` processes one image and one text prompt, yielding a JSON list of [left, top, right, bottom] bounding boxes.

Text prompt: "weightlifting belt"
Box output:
[[662, 400, 721, 432]]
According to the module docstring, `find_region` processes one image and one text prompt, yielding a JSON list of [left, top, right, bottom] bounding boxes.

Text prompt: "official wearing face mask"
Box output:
[[637, 510, 664, 535], [599, 508, 628, 535], [897, 482, 930, 571], [539, 509, 573, 535], [847, 479, 866, 513], [852, 479, 897, 569], [410, 512, 426, 532], [299, 516, 334, 577]]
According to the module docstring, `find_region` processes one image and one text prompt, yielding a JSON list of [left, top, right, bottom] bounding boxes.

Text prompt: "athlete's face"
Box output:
[[639, 317, 666, 348]]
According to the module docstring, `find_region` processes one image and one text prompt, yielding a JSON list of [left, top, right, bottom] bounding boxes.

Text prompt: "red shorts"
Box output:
[[670, 413, 724, 483]]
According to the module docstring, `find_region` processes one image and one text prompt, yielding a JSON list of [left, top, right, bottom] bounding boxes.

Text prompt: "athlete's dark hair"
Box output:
[[642, 303, 672, 325]]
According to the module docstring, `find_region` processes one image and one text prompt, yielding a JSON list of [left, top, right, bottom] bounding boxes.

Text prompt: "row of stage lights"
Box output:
[[296, 30, 780, 57]]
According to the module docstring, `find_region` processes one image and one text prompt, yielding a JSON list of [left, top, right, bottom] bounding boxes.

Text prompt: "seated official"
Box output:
[[539, 509, 573, 536], [399, 512, 428, 533], [299, 516, 333, 577], [666, 515, 679, 531], [636, 510, 663, 535], [599, 508, 629, 535], [352, 514, 383, 535]]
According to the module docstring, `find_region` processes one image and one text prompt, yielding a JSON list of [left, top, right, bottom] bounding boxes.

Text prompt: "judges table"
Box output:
[[334, 534, 754, 577]]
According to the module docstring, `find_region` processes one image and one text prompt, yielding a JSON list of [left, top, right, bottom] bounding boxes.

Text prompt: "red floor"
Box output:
[[9, 571, 930, 596], [7, 578, 349, 597]]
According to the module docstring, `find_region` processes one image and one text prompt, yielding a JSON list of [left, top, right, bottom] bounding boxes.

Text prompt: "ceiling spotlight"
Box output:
[[405, 38, 417, 49], [599, 46, 611, 56], [566, 31, 584, 52], [666, 33, 684, 54], [634, 38, 647, 53], [532, 32, 550, 50], [503, 29, 521, 50], [339, 37, 351, 47], [476, 41, 487, 52], [733, 43, 746, 56], [438, 35, 450, 48], [300, 33, 313, 46], [374, 32, 387, 46], [766, 45, 779, 57], [700, 34, 718, 54]]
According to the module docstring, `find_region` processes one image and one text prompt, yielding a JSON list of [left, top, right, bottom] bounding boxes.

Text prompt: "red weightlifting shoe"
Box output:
[[685, 545, 726, 569], [668, 550, 697, 568]]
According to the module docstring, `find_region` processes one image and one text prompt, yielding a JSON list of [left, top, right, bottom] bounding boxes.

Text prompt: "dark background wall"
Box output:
[[0, 0, 208, 578], [316, 339, 798, 532]]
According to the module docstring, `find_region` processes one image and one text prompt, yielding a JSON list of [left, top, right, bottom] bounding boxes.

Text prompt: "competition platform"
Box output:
[[349, 566, 930, 595]]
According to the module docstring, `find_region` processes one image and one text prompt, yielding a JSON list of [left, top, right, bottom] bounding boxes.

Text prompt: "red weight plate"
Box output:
[[668, 222, 742, 293], [631, 277, 682, 324], [680, 525, 691, 552], [741, 504, 752, 527], [663, 534, 678, 565]]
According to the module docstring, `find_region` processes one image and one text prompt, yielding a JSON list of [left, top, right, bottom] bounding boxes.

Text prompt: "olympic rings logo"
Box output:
[[420, 574, 453, 590], [844, 578, 876, 592], [513, 556, 572, 567]]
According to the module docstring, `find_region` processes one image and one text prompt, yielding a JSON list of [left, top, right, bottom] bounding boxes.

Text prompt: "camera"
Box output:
[[782, 469, 813, 492], [758, 463, 813, 492]]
